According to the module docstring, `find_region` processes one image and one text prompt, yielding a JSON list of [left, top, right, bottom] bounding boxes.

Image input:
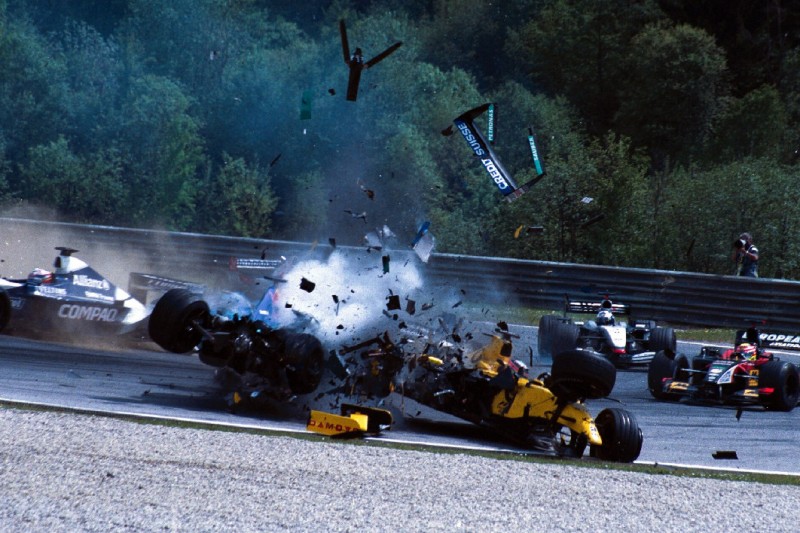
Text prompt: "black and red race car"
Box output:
[[648, 328, 800, 411]]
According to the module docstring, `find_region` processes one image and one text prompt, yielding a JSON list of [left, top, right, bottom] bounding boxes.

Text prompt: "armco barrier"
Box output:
[[2, 217, 799, 329]]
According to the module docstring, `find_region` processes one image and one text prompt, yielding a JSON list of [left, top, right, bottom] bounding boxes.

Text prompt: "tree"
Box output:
[[20, 136, 126, 222], [117, 74, 206, 229], [614, 22, 730, 168], [707, 85, 789, 163], [506, 0, 664, 132], [205, 154, 278, 238]]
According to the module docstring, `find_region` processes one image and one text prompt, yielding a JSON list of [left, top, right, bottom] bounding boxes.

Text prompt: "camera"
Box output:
[[733, 238, 746, 249]]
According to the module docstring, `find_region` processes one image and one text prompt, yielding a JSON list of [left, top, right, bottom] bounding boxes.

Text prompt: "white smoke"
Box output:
[[269, 248, 424, 345]]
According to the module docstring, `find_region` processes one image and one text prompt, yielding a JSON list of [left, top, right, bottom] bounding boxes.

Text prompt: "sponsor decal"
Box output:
[[306, 418, 361, 434], [73, 274, 110, 291], [58, 304, 118, 322], [481, 158, 510, 189], [85, 291, 116, 303], [34, 286, 67, 296], [760, 332, 800, 349], [456, 121, 485, 157]]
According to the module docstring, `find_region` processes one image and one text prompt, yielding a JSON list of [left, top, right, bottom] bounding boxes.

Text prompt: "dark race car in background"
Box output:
[[0, 247, 150, 339], [648, 328, 800, 411], [538, 295, 676, 367]]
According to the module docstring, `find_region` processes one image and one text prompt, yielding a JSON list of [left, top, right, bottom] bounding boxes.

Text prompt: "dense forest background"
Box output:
[[2, 0, 800, 277]]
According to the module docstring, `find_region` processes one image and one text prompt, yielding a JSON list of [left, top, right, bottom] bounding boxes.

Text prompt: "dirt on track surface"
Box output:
[[1, 409, 798, 532]]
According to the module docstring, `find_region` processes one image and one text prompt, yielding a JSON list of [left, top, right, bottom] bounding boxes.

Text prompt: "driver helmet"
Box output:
[[28, 267, 54, 284], [733, 343, 758, 361], [596, 309, 615, 326]]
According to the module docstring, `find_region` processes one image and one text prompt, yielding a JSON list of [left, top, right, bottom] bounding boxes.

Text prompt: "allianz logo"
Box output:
[[73, 274, 110, 290]]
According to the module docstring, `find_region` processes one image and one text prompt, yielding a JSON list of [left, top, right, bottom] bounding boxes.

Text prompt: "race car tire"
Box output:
[[284, 332, 325, 395], [647, 350, 680, 400], [537, 315, 561, 358], [673, 354, 692, 383], [648, 327, 676, 354], [552, 321, 580, 358], [550, 349, 616, 400], [590, 408, 643, 463], [0, 289, 10, 333], [758, 360, 800, 411], [148, 289, 210, 353]]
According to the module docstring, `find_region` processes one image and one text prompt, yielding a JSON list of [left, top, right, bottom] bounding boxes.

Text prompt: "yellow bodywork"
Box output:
[[307, 410, 370, 436], [469, 335, 602, 446]]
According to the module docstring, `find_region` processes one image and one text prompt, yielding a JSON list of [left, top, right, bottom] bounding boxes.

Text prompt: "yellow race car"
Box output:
[[335, 332, 642, 462]]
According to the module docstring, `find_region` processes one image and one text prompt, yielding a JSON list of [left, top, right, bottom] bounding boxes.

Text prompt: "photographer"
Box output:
[[731, 232, 759, 277]]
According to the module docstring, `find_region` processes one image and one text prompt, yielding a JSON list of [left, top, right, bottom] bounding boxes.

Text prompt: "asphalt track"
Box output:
[[1, 331, 799, 474]]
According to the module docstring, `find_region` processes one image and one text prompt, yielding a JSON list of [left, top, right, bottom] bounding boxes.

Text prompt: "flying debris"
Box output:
[[339, 19, 403, 102], [300, 90, 313, 120], [344, 210, 368, 223], [441, 125, 454, 137], [357, 179, 375, 200], [411, 221, 435, 263], [487, 103, 496, 144], [452, 103, 544, 202], [300, 278, 316, 293], [386, 294, 401, 311], [514, 225, 545, 238], [307, 403, 393, 437], [269, 153, 282, 167], [527, 126, 545, 176]]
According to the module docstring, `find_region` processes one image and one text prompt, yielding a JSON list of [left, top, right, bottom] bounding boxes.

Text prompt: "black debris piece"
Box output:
[[422, 302, 434, 311], [329, 237, 337, 249], [270, 153, 282, 167], [406, 299, 416, 315], [712, 451, 738, 460], [285, 303, 293, 308], [328, 88, 336, 95], [300, 278, 316, 292], [452, 300, 462, 308], [332, 295, 339, 304], [337, 324, 344, 330], [735, 407, 743, 421], [399, 321, 407, 329], [382, 255, 390, 274], [441, 125, 454, 136], [386, 294, 401, 311], [452, 333, 461, 343], [339, 19, 403, 102]]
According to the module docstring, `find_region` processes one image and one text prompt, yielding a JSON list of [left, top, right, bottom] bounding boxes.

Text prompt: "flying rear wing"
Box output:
[[566, 300, 630, 315], [453, 103, 543, 203], [128, 273, 205, 307]]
